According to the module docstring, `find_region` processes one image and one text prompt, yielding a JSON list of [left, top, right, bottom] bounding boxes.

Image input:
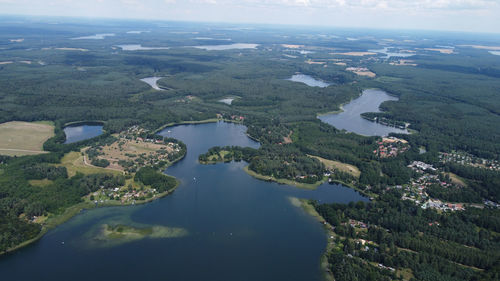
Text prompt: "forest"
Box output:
[[314, 191, 500, 280]]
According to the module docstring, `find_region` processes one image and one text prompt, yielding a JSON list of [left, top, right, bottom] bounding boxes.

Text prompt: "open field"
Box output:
[[57, 151, 122, 177], [0, 121, 54, 156], [28, 179, 54, 187], [308, 155, 361, 178], [446, 172, 468, 187]]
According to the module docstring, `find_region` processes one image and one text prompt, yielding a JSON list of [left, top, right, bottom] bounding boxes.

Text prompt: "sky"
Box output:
[[1, 0, 499, 33]]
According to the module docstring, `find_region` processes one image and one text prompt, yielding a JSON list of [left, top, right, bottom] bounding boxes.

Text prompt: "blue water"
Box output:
[[287, 74, 329, 88], [319, 89, 408, 136], [63, 124, 103, 144], [0, 122, 366, 281]]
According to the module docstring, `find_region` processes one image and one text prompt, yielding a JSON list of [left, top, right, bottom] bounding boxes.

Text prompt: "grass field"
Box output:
[[446, 172, 468, 187], [28, 179, 54, 187], [308, 155, 361, 178], [57, 151, 122, 177], [0, 121, 54, 156]]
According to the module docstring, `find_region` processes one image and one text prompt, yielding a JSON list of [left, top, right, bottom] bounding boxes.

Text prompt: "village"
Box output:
[[85, 125, 185, 204], [395, 161, 466, 211], [439, 150, 500, 171], [374, 136, 410, 158]]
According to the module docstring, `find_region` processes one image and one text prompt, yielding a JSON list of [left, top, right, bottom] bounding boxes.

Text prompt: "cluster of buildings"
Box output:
[[421, 199, 465, 211], [92, 186, 159, 204], [439, 151, 500, 171], [374, 137, 410, 158]]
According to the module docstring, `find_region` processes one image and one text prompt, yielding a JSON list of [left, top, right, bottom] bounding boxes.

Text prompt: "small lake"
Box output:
[[219, 98, 234, 105], [0, 122, 367, 281], [319, 89, 408, 136], [193, 43, 258, 51], [287, 74, 329, 88], [63, 124, 103, 144], [72, 33, 115, 40], [369, 47, 415, 59], [140, 77, 164, 91], [116, 44, 170, 51]]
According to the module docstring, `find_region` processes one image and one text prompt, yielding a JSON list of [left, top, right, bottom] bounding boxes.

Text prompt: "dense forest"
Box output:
[[314, 191, 500, 280]]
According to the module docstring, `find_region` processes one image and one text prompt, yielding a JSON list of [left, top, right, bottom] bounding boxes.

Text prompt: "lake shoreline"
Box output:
[[243, 166, 326, 190], [297, 198, 335, 281], [0, 150, 185, 257]]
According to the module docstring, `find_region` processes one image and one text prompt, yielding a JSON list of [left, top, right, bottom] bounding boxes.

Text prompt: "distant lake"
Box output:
[[116, 45, 169, 51], [193, 43, 258, 51], [369, 47, 414, 59], [219, 98, 234, 105], [287, 74, 329, 88], [63, 124, 103, 144], [319, 89, 408, 136], [489, 51, 500, 56], [72, 33, 115, 40], [0, 122, 367, 281], [140, 77, 164, 91]]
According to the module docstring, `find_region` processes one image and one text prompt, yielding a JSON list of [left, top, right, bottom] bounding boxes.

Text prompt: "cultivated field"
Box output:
[[0, 121, 54, 156]]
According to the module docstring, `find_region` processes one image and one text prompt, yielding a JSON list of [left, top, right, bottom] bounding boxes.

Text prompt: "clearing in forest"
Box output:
[[308, 155, 361, 178]]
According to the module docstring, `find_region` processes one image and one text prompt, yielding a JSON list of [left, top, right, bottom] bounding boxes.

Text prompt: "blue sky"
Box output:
[[1, 0, 499, 33]]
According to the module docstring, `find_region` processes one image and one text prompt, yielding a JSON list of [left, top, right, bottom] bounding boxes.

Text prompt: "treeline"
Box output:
[[198, 144, 324, 183], [134, 166, 178, 193]]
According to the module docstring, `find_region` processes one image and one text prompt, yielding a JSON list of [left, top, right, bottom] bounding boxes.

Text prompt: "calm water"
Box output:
[[72, 33, 115, 40], [116, 44, 170, 51], [193, 43, 259, 51], [140, 77, 164, 90], [219, 98, 234, 105], [63, 124, 103, 144], [319, 89, 408, 136], [490, 51, 500, 56], [0, 122, 367, 281], [287, 74, 329, 88], [369, 47, 415, 59]]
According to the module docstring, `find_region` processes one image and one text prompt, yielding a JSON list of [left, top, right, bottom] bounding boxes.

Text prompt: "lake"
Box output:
[[63, 124, 103, 144], [0, 122, 367, 281], [319, 89, 409, 136], [490, 51, 500, 56], [369, 47, 415, 59], [72, 33, 115, 40], [116, 44, 170, 51], [219, 98, 234, 105], [193, 43, 258, 51], [287, 74, 329, 88], [140, 77, 164, 90]]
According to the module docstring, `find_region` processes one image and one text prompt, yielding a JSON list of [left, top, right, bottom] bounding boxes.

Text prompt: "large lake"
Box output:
[[319, 89, 408, 136], [116, 44, 170, 51], [193, 43, 258, 51], [63, 124, 103, 144], [369, 47, 415, 59], [287, 74, 329, 88], [0, 122, 367, 281]]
